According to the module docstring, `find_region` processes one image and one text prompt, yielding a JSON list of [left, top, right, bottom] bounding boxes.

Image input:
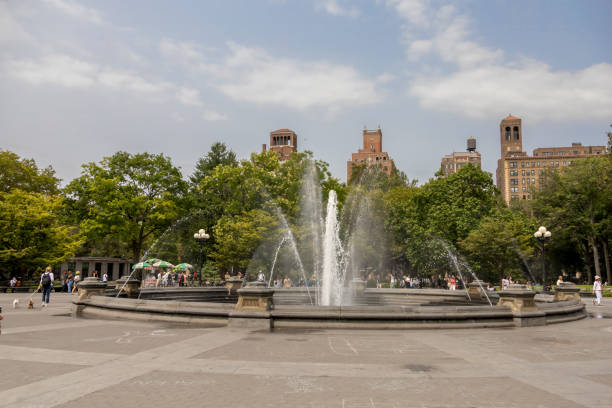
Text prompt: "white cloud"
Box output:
[[7, 54, 97, 88], [387, 0, 612, 121], [176, 87, 203, 107], [0, 3, 37, 47], [386, 0, 429, 26], [203, 110, 228, 121], [200, 41, 381, 111], [160, 38, 205, 61], [4, 54, 208, 108], [42, 0, 104, 25], [315, 0, 360, 18], [410, 62, 612, 121]]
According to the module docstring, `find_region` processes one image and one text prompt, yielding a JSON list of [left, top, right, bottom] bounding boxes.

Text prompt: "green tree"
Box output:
[[532, 157, 612, 283], [384, 164, 500, 277], [189, 142, 237, 187], [0, 150, 60, 194], [0, 190, 83, 279], [64, 152, 187, 261], [459, 209, 537, 284], [212, 209, 278, 272]]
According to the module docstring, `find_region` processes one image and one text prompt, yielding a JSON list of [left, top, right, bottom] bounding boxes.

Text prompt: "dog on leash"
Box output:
[[28, 299, 34, 309], [12, 299, 19, 308]]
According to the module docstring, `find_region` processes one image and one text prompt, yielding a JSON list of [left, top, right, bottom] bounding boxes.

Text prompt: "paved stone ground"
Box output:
[[1, 293, 611, 408]]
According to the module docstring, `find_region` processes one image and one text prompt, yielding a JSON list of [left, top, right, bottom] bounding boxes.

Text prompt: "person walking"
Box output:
[[72, 271, 81, 293], [66, 272, 74, 293], [40, 266, 54, 307], [102, 271, 108, 283], [593, 275, 603, 306]]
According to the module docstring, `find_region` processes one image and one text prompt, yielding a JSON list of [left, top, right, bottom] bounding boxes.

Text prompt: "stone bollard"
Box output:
[[76, 277, 107, 300], [497, 284, 545, 326], [230, 281, 275, 330], [467, 279, 490, 298], [235, 281, 274, 311], [225, 277, 244, 294], [115, 277, 140, 298], [497, 284, 537, 311], [554, 282, 581, 302], [350, 279, 366, 296]]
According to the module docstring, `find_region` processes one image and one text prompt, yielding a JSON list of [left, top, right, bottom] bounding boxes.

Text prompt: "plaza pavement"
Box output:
[[0, 293, 611, 408]]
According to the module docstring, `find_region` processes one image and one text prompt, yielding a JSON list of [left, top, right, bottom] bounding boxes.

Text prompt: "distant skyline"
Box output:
[[1, 0, 611, 184]]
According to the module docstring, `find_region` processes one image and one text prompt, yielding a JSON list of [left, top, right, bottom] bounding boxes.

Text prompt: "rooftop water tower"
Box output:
[[467, 137, 476, 152]]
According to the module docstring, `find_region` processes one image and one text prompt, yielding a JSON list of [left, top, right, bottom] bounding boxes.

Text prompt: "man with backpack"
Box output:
[[40, 266, 54, 307]]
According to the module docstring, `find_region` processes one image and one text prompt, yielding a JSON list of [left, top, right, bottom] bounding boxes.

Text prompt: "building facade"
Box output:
[[496, 115, 606, 204], [264, 128, 298, 161], [347, 126, 395, 181], [58, 257, 134, 281], [441, 137, 482, 175]]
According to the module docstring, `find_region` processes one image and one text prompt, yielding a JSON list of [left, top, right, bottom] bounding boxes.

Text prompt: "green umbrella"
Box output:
[[145, 257, 161, 264], [175, 263, 194, 270], [153, 260, 174, 269], [132, 261, 151, 269]]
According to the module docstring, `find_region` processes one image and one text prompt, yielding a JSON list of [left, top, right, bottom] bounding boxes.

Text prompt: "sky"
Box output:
[[1, 0, 611, 185]]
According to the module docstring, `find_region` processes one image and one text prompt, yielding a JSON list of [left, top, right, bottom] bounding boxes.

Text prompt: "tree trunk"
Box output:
[[602, 238, 611, 285], [582, 241, 592, 284], [588, 236, 601, 281]]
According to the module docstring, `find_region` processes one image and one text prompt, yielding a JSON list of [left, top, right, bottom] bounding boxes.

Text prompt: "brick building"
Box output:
[[496, 115, 606, 204], [347, 126, 395, 181], [263, 128, 298, 161], [441, 137, 482, 175]]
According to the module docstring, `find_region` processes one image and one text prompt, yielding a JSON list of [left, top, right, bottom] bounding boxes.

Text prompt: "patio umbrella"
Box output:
[[153, 260, 174, 269], [145, 257, 161, 264], [132, 261, 151, 269], [175, 263, 194, 270]]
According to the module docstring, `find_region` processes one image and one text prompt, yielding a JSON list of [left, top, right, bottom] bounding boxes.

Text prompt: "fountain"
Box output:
[[72, 162, 587, 329]]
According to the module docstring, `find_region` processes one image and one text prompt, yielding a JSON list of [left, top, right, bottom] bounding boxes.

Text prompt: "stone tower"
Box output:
[[500, 115, 522, 157]]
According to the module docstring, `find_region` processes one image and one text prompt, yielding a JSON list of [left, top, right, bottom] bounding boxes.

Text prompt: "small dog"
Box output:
[[12, 299, 19, 308], [28, 299, 34, 309]]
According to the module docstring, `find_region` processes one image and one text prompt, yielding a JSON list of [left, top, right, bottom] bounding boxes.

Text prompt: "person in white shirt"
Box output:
[[102, 272, 108, 282], [39, 266, 54, 307], [593, 275, 603, 306], [257, 270, 265, 282]]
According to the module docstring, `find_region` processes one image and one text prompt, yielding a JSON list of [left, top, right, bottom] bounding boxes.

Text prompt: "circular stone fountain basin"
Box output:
[[72, 286, 587, 330]]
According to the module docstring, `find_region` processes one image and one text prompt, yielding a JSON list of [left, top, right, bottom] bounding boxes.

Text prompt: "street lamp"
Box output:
[[193, 228, 210, 286], [534, 226, 552, 291]]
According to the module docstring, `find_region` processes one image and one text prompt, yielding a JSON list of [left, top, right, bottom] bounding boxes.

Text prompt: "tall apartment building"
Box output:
[[495, 115, 606, 204], [347, 126, 395, 181], [441, 137, 482, 175], [263, 128, 298, 161]]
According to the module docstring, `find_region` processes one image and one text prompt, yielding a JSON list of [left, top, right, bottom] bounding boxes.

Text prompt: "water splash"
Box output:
[[320, 190, 345, 306]]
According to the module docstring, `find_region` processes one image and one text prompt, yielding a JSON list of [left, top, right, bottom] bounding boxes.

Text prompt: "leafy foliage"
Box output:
[[0, 190, 83, 279]]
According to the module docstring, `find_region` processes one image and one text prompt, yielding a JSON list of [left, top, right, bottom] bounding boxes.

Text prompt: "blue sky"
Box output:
[[1, 0, 611, 184]]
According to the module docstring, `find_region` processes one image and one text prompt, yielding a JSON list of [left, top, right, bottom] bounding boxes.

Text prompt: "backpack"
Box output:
[[42, 273, 51, 287]]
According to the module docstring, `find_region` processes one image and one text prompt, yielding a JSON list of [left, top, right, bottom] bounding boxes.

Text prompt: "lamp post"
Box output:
[[534, 226, 552, 291], [193, 228, 210, 286]]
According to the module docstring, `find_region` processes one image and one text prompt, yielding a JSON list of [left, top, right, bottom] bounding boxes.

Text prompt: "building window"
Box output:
[[522, 178, 525, 184], [513, 126, 519, 140], [563, 161, 566, 166], [555, 161, 559, 167], [522, 187, 526, 192], [510, 179, 518, 185], [510, 170, 518, 176], [509, 162, 517, 168], [537, 161, 540, 167], [532, 178, 536, 184], [511, 195, 519, 200], [522, 195, 526, 200], [511, 187, 518, 193], [531, 170, 535, 175], [521, 170, 525, 176], [505, 127, 511, 141]]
